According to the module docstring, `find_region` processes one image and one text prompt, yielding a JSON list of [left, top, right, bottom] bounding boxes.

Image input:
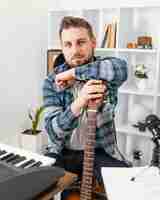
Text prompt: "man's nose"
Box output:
[[71, 44, 80, 55]]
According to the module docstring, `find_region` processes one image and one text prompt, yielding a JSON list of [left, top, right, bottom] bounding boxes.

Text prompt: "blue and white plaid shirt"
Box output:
[[43, 56, 128, 156]]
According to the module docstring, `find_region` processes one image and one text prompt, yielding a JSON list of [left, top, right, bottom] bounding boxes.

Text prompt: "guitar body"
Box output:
[[64, 192, 80, 200], [64, 180, 106, 200]]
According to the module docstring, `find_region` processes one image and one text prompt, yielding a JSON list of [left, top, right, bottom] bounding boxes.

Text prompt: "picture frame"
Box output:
[[47, 49, 62, 74]]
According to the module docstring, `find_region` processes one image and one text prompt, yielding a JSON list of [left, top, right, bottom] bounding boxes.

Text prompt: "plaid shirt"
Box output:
[[43, 56, 128, 156]]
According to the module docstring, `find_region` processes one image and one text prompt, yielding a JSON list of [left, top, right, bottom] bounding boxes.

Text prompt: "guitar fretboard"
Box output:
[[80, 103, 97, 200]]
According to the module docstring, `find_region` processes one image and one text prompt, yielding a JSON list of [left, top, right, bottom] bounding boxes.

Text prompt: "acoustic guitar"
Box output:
[[64, 99, 107, 200]]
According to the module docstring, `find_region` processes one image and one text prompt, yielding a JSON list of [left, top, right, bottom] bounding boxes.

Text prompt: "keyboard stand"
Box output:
[[36, 171, 78, 200]]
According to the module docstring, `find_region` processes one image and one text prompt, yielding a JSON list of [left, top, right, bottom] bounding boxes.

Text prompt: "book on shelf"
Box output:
[[101, 19, 117, 48]]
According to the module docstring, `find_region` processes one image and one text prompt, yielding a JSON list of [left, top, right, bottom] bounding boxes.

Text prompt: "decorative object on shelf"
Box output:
[[132, 121, 146, 132], [19, 105, 48, 153], [135, 114, 160, 168], [137, 36, 152, 49], [134, 64, 150, 90], [132, 149, 143, 166], [101, 18, 117, 48], [134, 64, 148, 79], [145, 115, 160, 168], [126, 36, 152, 49], [127, 42, 137, 48]]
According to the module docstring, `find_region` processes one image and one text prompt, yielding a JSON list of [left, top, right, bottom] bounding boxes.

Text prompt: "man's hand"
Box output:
[[55, 68, 75, 89], [78, 80, 106, 106], [71, 80, 106, 116]]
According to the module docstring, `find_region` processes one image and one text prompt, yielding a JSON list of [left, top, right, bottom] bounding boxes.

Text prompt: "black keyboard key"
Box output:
[[10, 156, 26, 165], [0, 150, 7, 156], [19, 159, 36, 168], [8, 155, 21, 164], [28, 161, 42, 168], [0, 153, 14, 161], [5, 154, 19, 163]]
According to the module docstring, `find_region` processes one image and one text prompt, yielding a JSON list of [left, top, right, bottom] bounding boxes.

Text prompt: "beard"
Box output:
[[66, 49, 94, 68]]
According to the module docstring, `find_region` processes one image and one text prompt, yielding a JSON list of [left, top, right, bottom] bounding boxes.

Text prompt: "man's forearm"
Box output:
[[74, 57, 128, 87], [71, 97, 86, 117], [43, 77, 79, 138], [44, 105, 79, 139]]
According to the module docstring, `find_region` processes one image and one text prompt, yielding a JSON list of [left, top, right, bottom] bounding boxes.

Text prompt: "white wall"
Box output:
[[0, 0, 47, 146], [49, 0, 160, 11]]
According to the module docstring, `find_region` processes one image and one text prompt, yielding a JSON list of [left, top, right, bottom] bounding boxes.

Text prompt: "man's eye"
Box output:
[[78, 41, 86, 46], [64, 43, 71, 48]]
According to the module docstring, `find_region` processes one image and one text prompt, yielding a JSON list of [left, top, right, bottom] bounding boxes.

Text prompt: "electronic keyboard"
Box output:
[[0, 143, 64, 200], [0, 143, 55, 168]]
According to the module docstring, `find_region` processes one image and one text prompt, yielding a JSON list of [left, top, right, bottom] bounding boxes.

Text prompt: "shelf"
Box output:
[[96, 48, 158, 53], [119, 85, 155, 96], [48, 7, 160, 166], [50, 47, 158, 54], [96, 48, 118, 52], [118, 48, 157, 53], [116, 123, 152, 138]]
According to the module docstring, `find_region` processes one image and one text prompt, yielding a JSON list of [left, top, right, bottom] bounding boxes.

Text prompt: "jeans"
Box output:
[[46, 148, 130, 184]]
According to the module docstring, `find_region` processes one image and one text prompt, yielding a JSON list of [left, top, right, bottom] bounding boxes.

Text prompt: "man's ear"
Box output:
[[91, 38, 97, 48]]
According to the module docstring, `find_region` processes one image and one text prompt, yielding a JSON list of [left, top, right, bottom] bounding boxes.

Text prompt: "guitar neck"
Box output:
[[80, 101, 97, 200]]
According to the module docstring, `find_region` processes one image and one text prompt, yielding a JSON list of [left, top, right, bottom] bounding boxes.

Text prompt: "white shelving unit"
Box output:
[[48, 6, 160, 166]]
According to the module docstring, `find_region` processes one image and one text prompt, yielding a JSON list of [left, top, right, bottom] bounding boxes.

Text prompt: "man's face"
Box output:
[[60, 27, 96, 67]]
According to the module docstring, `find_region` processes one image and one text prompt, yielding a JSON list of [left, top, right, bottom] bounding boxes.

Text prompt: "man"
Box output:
[[43, 16, 129, 186]]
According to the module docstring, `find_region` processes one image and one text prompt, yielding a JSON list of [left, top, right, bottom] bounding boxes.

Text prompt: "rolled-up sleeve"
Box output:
[[43, 77, 79, 140], [75, 57, 128, 113], [75, 57, 128, 87], [109, 57, 128, 87]]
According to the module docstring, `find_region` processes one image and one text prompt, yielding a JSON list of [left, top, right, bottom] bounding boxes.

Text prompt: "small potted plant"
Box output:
[[23, 106, 45, 135], [20, 106, 48, 153], [134, 64, 149, 90]]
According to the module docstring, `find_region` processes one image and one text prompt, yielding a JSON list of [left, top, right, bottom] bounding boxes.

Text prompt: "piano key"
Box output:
[[10, 156, 26, 165], [16, 158, 35, 168], [19, 159, 36, 168], [0, 150, 7, 156], [28, 161, 42, 168], [5, 154, 20, 163], [0, 143, 55, 167], [23, 161, 39, 169], [0, 152, 11, 159], [0, 153, 15, 161]]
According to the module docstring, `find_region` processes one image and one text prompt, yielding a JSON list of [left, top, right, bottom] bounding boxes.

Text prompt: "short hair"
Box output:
[[59, 16, 95, 39]]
